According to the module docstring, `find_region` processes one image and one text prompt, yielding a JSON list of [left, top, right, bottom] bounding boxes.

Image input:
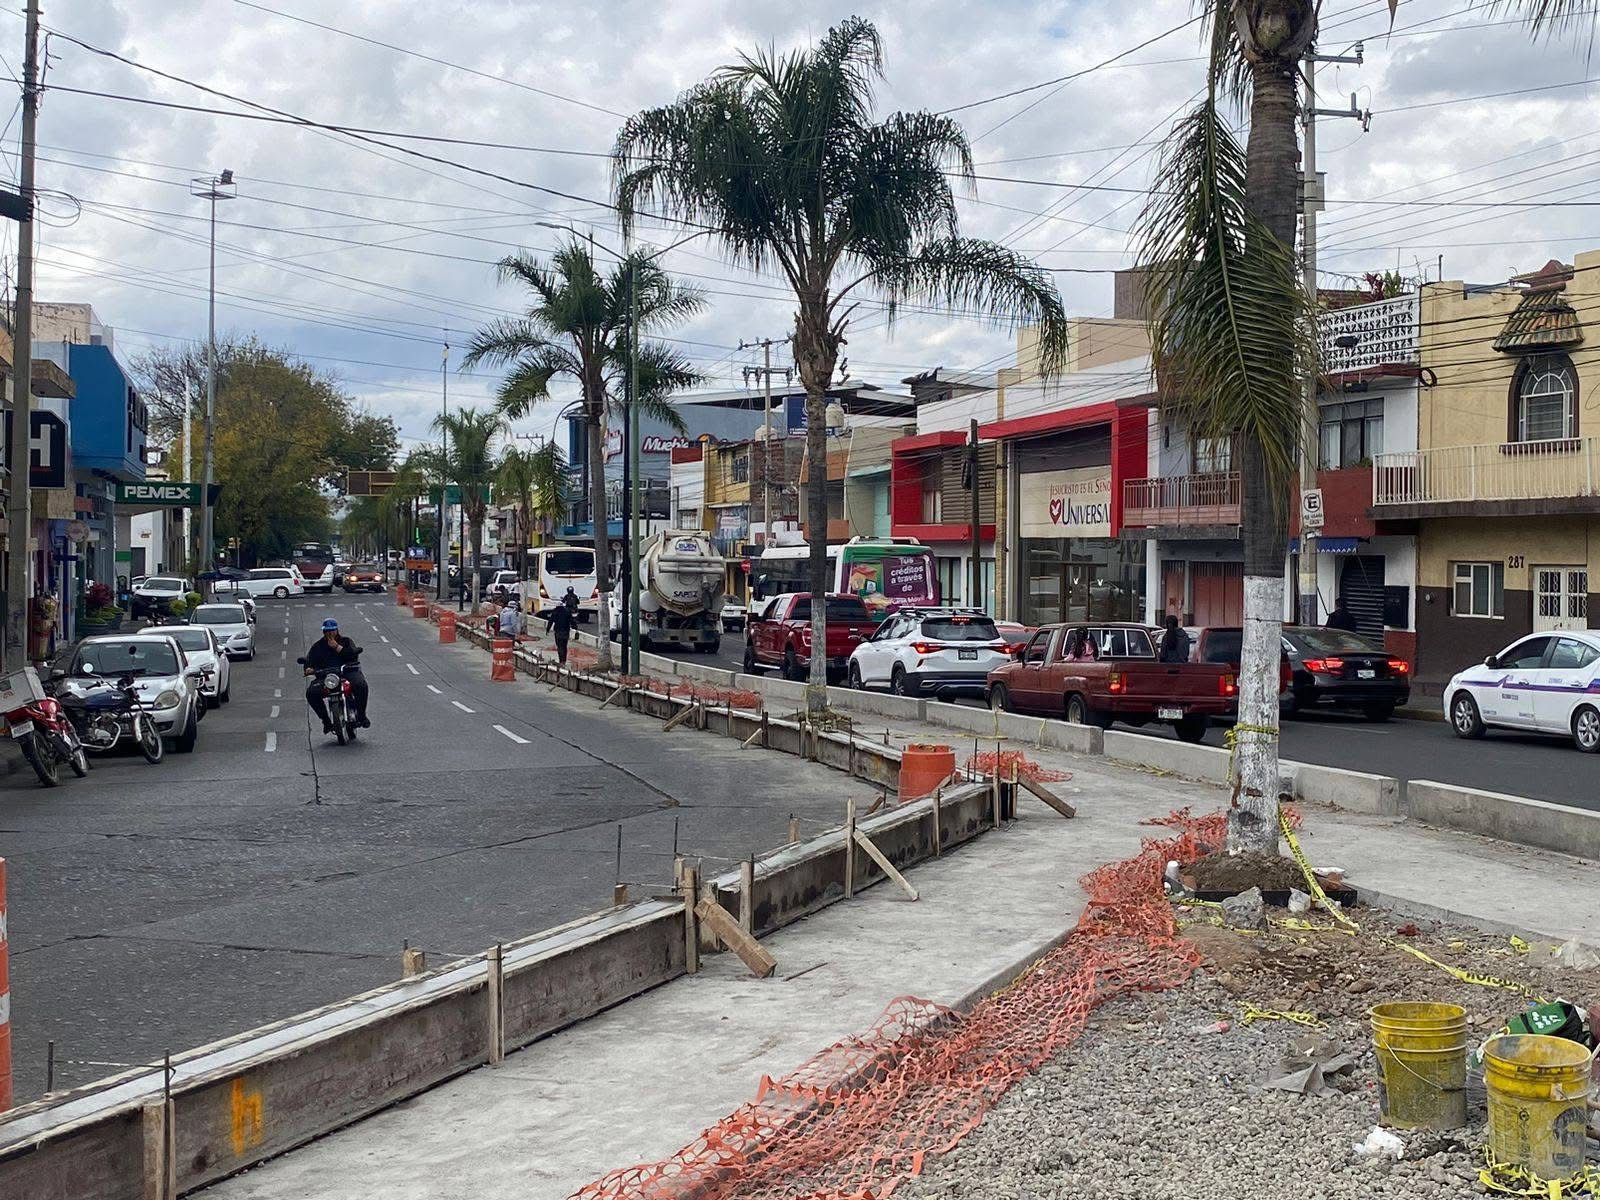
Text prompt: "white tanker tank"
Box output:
[[630, 529, 727, 652]]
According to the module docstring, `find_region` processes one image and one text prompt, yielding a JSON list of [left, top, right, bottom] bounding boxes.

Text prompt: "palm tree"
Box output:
[[433, 407, 504, 615], [614, 16, 1069, 713], [1135, 0, 1592, 854], [463, 241, 703, 670], [495, 441, 568, 581]]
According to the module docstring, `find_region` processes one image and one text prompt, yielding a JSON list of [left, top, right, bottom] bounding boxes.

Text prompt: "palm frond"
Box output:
[[1489, 0, 1598, 51], [492, 347, 581, 419], [863, 237, 1069, 373], [1134, 99, 1317, 497]]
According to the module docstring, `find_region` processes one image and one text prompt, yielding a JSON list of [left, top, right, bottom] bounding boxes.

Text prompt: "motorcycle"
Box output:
[[2, 671, 90, 786], [57, 671, 165, 764], [299, 650, 364, 745]]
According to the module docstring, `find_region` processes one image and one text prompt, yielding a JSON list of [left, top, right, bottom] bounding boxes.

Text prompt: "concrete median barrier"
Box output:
[[1282, 761, 1402, 816], [1407, 781, 1600, 860], [1102, 729, 1232, 783]]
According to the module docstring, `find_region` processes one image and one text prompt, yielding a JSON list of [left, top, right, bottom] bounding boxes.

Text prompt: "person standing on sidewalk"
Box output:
[[546, 597, 574, 665]]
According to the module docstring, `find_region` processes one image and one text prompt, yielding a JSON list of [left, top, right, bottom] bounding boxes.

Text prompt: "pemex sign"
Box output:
[[116, 481, 203, 507]]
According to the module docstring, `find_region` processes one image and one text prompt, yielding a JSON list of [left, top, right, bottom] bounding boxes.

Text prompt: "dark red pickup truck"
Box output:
[[985, 622, 1238, 742], [743, 592, 881, 683]]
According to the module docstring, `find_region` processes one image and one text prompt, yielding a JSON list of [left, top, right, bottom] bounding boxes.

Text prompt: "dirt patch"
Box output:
[[1187, 850, 1308, 894]]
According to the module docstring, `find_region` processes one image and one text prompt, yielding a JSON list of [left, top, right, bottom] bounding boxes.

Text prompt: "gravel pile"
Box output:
[[901, 908, 1600, 1200]]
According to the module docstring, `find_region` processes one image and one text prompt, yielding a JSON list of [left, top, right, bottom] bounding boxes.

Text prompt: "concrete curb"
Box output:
[[1351, 885, 1600, 955]]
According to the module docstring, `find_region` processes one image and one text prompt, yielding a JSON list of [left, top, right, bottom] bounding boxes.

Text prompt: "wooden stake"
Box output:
[[662, 701, 697, 732], [762, 710, 770, 748], [401, 945, 427, 978], [844, 796, 857, 899], [612, 882, 629, 906], [854, 829, 919, 901], [694, 899, 777, 978], [680, 864, 700, 974], [1020, 774, 1078, 819], [741, 724, 764, 748], [992, 763, 1002, 830], [487, 944, 504, 1066], [141, 1100, 175, 1200], [739, 856, 755, 933], [600, 683, 627, 709], [931, 786, 943, 858], [788, 813, 800, 844]]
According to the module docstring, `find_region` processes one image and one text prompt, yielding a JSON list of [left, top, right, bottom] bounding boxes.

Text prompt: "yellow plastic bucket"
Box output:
[[1369, 1002, 1470, 1129], [1484, 1034, 1595, 1180]]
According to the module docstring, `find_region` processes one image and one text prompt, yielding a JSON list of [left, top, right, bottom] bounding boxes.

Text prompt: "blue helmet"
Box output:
[[321, 618, 339, 632]]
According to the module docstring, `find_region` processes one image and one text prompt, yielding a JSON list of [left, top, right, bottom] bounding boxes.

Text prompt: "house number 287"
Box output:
[[1507, 555, 1526, 568]]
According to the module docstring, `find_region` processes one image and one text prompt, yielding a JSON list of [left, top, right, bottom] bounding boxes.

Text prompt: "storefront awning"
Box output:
[[1291, 536, 1363, 554]]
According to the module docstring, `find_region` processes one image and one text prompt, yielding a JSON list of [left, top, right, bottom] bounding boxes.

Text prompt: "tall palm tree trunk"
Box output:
[[587, 403, 614, 672], [794, 297, 837, 714], [1230, 58, 1302, 854], [470, 511, 484, 616]]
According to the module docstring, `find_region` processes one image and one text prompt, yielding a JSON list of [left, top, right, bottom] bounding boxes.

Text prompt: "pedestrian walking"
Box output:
[[562, 586, 580, 618], [1158, 614, 1191, 663], [546, 597, 574, 665]]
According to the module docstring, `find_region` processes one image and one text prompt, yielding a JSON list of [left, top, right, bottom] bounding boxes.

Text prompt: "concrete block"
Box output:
[[1101, 729, 1231, 783], [1283, 761, 1401, 816], [1406, 780, 1600, 860], [921, 702, 1102, 756], [823, 686, 924, 723]]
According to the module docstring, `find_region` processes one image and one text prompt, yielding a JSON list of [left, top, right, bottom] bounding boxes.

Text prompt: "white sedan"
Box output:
[[1445, 630, 1600, 752], [190, 602, 255, 660], [137, 627, 232, 708]]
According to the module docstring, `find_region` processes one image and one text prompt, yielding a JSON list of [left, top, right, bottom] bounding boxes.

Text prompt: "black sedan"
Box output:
[[1281, 626, 1410, 721]]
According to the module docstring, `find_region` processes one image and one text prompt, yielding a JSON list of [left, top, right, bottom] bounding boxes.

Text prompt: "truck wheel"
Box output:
[[1174, 715, 1209, 743], [1065, 694, 1110, 729], [783, 649, 802, 681], [706, 635, 722, 655], [743, 643, 758, 674], [988, 684, 1010, 713]]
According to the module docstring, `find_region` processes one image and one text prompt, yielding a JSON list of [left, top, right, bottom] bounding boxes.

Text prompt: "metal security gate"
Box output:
[[1338, 555, 1386, 640], [1533, 566, 1588, 632]]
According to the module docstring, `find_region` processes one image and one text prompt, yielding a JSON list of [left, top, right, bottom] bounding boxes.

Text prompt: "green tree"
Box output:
[[434, 407, 504, 615], [1134, 0, 1592, 853], [495, 441, 567, 581], [614, 17, 1069, 712], [462, 241, 702, 671]]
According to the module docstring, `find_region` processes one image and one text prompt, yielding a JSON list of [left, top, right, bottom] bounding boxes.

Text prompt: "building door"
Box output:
[[1338, 555, 1386, 640], [1533, 566, 1588, 632], [1190, 562, 1243, 626]]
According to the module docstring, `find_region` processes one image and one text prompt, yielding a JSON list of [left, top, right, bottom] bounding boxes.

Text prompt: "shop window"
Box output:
[[1510, 353, 1577, 443], [921, 473, 942, 523], [1192, 436, 1232, 474], [1452, 560, 1505, 619], [1319, 398, 1383, 468]]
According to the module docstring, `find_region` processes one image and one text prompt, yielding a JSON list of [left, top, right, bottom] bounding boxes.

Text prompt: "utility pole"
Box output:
[[191, 169, 235, 595], [740, 338, 791, 547], [1297, 47, 1367, 626], [627, 259, 641, 676], [3, 0, 39, 668], [182, 383, 192, 572], [437, 333, 448, 601], [967, 418, 982, 610]]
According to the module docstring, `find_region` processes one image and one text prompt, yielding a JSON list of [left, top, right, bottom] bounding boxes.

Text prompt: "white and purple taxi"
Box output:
[[1446, 631, 1600, 752]]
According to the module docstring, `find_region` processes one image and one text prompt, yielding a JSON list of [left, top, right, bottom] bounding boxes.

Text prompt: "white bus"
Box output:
[[749, 537, 939, 616], [522, 545, 599, 621]]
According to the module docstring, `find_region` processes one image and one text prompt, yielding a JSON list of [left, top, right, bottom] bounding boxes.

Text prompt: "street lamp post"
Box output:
[[190, 169, 235, 594]]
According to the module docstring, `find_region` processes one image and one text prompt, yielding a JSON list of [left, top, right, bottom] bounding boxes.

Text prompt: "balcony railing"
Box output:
[[1122, 471, 1241, 526], [1373, 437, 1600, 506], [1319, 294, 1419, 374]]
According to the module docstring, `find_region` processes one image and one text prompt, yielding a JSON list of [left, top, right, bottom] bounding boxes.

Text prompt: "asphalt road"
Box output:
[[1, 595, 861, 1105], [658, 629, 1600, 814]]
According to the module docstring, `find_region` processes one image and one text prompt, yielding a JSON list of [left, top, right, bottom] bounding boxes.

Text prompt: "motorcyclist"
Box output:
[[303, 617, 369, 732]]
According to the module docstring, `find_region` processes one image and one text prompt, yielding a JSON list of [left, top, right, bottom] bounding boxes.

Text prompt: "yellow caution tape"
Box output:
[[1381, 937, 1532, 995], [1509, 935, 1531, 954], [1278, 807, 1359, 930], [1480, 1147, 1600, 1198], [1240, 1003, 1324, 1028]]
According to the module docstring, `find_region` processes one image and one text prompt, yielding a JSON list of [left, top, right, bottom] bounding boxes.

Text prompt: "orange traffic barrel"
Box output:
[[411, 594, 428, 618], [439, 610, 456, 644], [396, 583, 409, 607], [899, 743, 956, 801], [491, 636, 515, 681]]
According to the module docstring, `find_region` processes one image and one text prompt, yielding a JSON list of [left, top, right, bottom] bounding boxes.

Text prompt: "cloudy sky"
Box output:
[[9, 0, 1599, 448]]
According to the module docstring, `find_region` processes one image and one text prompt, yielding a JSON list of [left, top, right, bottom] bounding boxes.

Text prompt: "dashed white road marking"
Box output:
[[277, 667, 285, 679], [380, 635, 390, 643], [405, 663, 419, 675], [265, 732, 277, 752], [452, 700, 475, 713], [426, 684, 442, 694], [273, 688, 282, 698], [391, 647, 402, 657], [279, 650, 287, 659], [270, 705, 280, 718], [492, 724, 529, 744]]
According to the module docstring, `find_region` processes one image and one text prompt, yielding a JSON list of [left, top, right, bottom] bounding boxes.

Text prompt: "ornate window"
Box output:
[[1511, 353, 1577, 443]]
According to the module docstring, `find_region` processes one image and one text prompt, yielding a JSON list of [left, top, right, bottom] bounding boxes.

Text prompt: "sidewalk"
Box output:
[[198, 666, 1600, 1200]]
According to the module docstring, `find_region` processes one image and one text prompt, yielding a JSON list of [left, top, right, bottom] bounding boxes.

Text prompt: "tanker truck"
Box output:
[[607, 529, 727, 653]]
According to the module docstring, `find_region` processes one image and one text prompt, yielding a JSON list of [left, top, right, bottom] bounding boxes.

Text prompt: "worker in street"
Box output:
[[499, 597, 525, 642], [546, 594, 574, 664]]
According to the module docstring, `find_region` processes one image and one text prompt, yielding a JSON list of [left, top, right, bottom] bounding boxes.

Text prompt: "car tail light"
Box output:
[[1220, 673, 1238, 697], [1388, 658, 1410, 675], [1303, 657, 1345, 674], [1107, 670, 1127, 694], [910, 641, 942, 655]]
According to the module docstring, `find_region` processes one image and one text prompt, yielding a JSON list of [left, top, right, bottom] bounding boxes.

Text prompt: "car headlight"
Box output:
[[155, 690, 181, 708]]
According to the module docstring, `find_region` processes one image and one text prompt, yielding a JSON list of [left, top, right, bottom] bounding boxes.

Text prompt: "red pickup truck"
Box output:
[[743, 592, 881, 683], [985, 622, 1237, 742]]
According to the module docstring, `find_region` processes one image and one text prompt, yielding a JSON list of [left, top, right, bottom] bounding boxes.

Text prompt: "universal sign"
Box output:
[[1019, 467, 1112, 540], [115, 481, 203, 507]]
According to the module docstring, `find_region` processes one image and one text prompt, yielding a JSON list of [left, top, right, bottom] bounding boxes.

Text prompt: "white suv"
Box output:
[[846, 607, 1011, 699], [216, 566, 306, 600]]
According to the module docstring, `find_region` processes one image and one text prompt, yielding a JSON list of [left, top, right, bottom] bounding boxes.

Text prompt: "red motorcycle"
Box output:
[[2, 669, 89, 786]]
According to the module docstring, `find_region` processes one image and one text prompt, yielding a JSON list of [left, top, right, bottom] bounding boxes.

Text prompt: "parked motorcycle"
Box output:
[[298, 651, 363, 745], [2, 668, 90, 786], [57, 671, 165, 764]]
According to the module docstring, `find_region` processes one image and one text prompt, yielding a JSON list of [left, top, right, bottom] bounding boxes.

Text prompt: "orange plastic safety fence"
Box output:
[[964, 749, 1072, 784], [571, 811, 1219, 1200]]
